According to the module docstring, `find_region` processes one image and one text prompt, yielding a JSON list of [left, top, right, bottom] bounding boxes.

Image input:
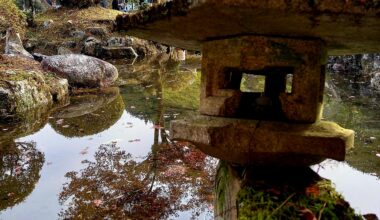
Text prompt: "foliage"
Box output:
[[0, 0, 26, 37], [237, 180, 361, 220], [0, 141, 45, 211], [59, 142, 216, 219], [60, 0, 101, 8]]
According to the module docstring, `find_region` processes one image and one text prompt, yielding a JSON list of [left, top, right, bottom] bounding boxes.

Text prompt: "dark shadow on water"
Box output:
[[49, 87, 125, 138]]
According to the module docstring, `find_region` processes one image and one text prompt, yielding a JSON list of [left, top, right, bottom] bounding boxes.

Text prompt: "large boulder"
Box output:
[[41, 54, 118, 87], [4, 28, 33, 59]]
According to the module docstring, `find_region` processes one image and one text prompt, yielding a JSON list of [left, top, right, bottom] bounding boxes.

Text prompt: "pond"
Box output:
[[0, 55, 379, 219]]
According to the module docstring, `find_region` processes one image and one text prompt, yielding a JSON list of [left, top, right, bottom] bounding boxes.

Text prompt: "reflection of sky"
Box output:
[[0, 111, 155, 220], [312, 160, 380, 216]]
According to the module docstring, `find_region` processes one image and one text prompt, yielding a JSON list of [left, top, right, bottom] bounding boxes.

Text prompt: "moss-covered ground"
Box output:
[[0, 0, 26, 35], [237, 181, 361, 220], [0, 0, 26, 51], [27, 6, 125, 55]]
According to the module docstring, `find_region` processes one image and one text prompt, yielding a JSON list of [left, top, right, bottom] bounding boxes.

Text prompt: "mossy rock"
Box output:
[[0, 55, 69, 122], [29, 7, 125, 55]]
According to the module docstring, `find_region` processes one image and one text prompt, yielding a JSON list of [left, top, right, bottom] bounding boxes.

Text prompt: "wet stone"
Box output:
[[170, 115, 354, 166]]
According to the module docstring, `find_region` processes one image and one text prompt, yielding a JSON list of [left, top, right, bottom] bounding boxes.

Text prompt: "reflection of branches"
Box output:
[[59, 142, 216, 219], [0, 141, 45, 211]]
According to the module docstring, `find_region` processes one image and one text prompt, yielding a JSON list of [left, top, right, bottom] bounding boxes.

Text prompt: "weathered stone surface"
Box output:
[[115, 0, 380, 55], [200, 36, 326, 123], [101, 46, 138, 59], [70, 30, 86, 39], [169, 47, 186, 61], [4, 28, 33, 59], [107, 36, 133, 47], [0, 55, 69, 121], [57, 46, 74, 55], [85, 27, 108, 37], [41, 54, 118, 87], [83, 36, 103, 57], [170, 115, 354, 166]]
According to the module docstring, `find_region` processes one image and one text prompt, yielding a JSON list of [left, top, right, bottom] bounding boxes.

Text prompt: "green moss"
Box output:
[[237, 180, 361, 220], [0, 0, 26, 36]]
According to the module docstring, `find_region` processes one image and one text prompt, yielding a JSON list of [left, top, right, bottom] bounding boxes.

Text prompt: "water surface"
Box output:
[[1, 56, 379, 218]]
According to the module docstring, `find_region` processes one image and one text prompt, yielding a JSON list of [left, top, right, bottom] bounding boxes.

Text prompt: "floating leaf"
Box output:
[[80, 147, 89, 155], [92, 199, 103, 207]]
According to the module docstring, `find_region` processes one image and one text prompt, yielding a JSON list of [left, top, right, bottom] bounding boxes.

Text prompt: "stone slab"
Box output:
[[116, 0, 380, 55], [170, 115, 354, 166]]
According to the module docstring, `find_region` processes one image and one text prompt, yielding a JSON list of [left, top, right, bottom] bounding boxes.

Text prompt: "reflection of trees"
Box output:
[[324, 72, 380, 177], [58, 56, 214, 218], [60, 68, 213, 218], [0, 141, 45, 211], [121, 56, 200, 124], [59, 142, 215, 219], [50, 88, 125, 137]]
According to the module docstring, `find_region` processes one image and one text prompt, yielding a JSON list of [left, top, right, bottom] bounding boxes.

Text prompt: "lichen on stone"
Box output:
[[0, 55, 68, 121]]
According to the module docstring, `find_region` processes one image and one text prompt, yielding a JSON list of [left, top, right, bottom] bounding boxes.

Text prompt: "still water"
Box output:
[[0, 55, 379, 219]]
